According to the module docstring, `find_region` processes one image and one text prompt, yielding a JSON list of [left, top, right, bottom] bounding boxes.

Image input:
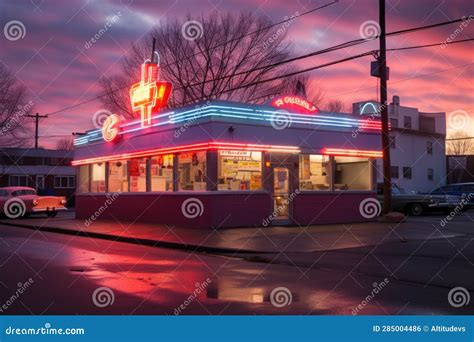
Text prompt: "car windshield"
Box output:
[[392, 186, 406, 195], [12, 190, 36, 196]]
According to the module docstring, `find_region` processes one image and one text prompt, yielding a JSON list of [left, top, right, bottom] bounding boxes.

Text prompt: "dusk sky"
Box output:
[[1, 0, 473, 148]]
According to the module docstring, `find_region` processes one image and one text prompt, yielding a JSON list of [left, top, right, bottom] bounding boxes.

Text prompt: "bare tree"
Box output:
[[0, 65, 33, 147], [56, 137, 75, 150], [100, 11, 322, 117], [446, 131, 474, 155], [324, 99, 345, 113]]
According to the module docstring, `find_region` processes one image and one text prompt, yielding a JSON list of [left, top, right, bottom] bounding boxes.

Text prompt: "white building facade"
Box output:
[[353, 96, 446, 193]]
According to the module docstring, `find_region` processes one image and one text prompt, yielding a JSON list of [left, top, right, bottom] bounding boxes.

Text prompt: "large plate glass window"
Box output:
[[334, 156, 371, 190], [178, 152, 207, 191], [151, 154, 174, 191], [299, 154, 330, 191], [129, 158, 147, 192], [91, 163, 105, 192], [217, 150, 262, 191], [108, 160, 128, 192]]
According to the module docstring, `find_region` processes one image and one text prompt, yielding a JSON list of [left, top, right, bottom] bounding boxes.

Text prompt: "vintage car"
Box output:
[[0, 187, 67, 218], [377, 184, 463, 216], [427, 183, 474, 209]]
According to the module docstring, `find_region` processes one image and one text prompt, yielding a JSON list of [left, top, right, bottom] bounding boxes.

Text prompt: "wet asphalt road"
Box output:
[[0, 212, 473, 315]]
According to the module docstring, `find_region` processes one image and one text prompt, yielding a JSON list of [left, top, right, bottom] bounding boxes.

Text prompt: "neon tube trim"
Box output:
[[321, 148, 383, 158], [72, 142, 300, 166]]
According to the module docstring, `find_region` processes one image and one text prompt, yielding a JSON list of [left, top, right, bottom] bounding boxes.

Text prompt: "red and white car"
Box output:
[[0, 187, 67, 218]]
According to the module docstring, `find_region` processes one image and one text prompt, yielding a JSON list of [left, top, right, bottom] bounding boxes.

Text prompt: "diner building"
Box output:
[[73, 97, 384, 228]]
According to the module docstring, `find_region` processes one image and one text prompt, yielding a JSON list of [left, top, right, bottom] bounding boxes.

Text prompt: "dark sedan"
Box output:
[[377, 184, 462, 216], [427, 183, 474, 209]]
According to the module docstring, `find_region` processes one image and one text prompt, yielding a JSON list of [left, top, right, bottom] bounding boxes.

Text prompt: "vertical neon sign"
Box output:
[[130, 52, 172, 128]]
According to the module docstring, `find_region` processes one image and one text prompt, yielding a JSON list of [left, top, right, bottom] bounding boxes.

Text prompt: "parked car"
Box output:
[[0, 187, 67, 218], [427, 183, 474, 209], [377, 184, 463, 216]]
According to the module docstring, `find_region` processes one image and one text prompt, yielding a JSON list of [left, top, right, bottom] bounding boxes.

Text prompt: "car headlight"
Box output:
[[32, 200, 38, 206], [60, 199, 67, 205]]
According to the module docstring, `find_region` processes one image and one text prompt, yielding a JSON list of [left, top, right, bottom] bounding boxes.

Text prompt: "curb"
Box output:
[[0, 220, 274, 256]]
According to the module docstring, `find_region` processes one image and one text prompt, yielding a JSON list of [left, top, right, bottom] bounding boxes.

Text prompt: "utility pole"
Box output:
[[379, 0, 392, 214], [27, 113, 48, 149]]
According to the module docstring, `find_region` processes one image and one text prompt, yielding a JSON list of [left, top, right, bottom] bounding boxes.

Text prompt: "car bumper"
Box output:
[[32, 207, 67, 212]]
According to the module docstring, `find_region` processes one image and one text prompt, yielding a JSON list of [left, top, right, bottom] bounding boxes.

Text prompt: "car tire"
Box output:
[[46, 211, 57, 218], [408, 203, 423, 216]]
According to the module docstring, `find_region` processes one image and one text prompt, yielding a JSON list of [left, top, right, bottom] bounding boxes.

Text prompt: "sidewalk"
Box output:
[[0, 212, 462, 255]]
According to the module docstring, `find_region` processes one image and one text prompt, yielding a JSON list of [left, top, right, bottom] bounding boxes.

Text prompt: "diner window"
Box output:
[[178, 152, 207, 191], [299, 154, 330, 191], [150, 155, 174, 191], [403, 167, 412, 179], [77, 165, 90, 193], [129, 158, 147, 192], [334, 156, 371, 191], [108, 160, 128, 192], [426, 141, 433, 154], [91, 163, 106, 192], [390, 166, 399, 179], [217, 150, 262, 191]]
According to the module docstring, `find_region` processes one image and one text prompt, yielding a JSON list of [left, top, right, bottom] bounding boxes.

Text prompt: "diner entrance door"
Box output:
[[272, 167, 290, 223]]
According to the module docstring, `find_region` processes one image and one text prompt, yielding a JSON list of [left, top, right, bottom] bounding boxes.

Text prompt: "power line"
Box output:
[[44, 16, 470, 117], [45, 1, 339, 116], [388, 37, 474, 51], [324, 62, 474, 100]]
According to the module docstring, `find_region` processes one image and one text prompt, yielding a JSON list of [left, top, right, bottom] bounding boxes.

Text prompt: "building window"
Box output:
[[427, 168, 434, 181], [426, 141, 433, 154], [150, 155, 174, 191], [178, 152, 207, 191], [299, 154, 330, 191], [91, 163, 106, 192], [403, 116, 412, 129], [9, 175, 28, 187], [108, 160, 128, 192], [77, 165, 90, 193], [389, 118, 398, 128], [217, 150, 262, 191], [129, 158, 147, 192], [389, 136, 396, 149], [390, 166, 399, 179], [403, 167, 412, 179], [54, 176, 75, 188], [334, 156, 371, 191]]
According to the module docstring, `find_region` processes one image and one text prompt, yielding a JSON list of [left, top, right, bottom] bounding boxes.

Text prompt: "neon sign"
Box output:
[[130, 54, 172, 128], [321, 148, 383, 158], [271, 95, 318, 114], [102, 114, 123, 142]]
